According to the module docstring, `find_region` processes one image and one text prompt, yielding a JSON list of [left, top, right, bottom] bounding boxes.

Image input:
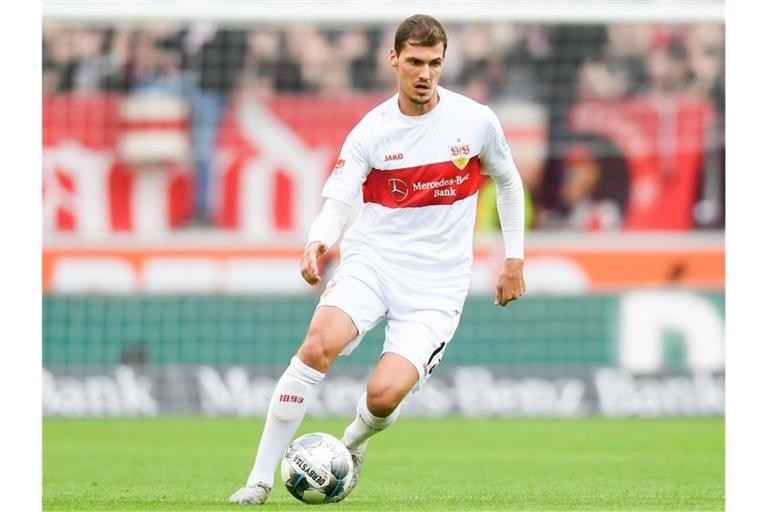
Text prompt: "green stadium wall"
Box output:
[[44, 291, 724, 369], [42, 291, 725, 418]]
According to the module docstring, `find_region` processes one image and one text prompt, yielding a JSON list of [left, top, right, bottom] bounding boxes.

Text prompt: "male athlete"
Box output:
[[229, 14, 525, 505]]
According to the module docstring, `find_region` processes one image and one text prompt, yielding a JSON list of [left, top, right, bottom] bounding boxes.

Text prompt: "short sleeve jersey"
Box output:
[[322, 87, 517, 302]]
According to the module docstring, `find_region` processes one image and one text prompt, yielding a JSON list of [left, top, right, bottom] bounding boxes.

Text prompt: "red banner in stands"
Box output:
[[569, 98, 715, 230], [42, 95, 192, 234], [42, 93, 716, 236]]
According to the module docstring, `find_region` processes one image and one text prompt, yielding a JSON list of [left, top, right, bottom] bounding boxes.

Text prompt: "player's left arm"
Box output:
[[479, 106, 526, 306], [492, 168, 526, 306]]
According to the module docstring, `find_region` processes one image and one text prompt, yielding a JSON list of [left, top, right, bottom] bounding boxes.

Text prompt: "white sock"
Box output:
[[341, 393, 400, 450], [246, 356, 324, 487]]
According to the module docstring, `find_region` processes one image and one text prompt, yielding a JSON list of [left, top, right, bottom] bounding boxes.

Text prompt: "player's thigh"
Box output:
[[299, 266, 387, 372], [297, 305, 359, 370], [382, 308, 461, 390]]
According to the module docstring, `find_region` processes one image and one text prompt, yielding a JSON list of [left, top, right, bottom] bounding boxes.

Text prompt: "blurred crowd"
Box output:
[[42, 21, 724, 103], [42, 21, 725, 229]]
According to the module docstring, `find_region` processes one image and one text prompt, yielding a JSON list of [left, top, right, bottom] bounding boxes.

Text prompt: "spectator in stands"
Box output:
[[243, 29, 305, 93], [241, 30, 279, 97], [685, 23, 724, 131], [42, 24, 73, 94], [185, 26, 247, 224], [532, 24, 607, 224], [685, 24, 725, 228], [284, 25, 332, 93], [558, 144, 623, 231], [131, 25, 185, 86], [603, 24, 652, 94], [576, 59, 632, 99], [643, 38, 689, 95], [136, 23, 247, 225], [500, 25, 548, 101], [42, 26, 130, 94], [339, 28, 381, 91]]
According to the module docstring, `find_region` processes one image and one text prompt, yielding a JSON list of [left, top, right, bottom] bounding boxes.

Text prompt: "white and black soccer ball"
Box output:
[[280, 432, 354, 504]]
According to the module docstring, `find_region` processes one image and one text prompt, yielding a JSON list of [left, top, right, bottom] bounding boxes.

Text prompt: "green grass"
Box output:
[[43, 418, 724, 511]]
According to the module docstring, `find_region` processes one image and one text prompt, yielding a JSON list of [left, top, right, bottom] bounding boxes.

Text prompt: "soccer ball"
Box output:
[[280, 432, 354, 504]]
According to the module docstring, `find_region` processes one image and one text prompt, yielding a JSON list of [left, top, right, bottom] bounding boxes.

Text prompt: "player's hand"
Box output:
[[300, 241, 327, 286], [495, 258, 525, 306]]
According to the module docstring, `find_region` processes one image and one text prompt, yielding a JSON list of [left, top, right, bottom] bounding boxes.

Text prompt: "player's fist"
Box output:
[[300, 241, 327, 286], [495, 258, 525, 306]]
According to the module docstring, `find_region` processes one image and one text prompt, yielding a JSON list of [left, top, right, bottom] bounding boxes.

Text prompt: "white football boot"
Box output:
[[333, 440, 369, 502], [228, 482, 271, 505]]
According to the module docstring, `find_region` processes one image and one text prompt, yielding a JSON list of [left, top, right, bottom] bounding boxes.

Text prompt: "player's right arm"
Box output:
[[301, 199, 352, 285], [300, 241, 326, 286], [301, 121, 372, 286]]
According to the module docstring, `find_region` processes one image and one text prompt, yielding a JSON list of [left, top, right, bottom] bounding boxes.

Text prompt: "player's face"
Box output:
[[389, 41, 445, 114]]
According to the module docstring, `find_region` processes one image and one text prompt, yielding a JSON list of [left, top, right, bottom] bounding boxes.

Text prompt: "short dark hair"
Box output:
[[394, 14, 447, 55]]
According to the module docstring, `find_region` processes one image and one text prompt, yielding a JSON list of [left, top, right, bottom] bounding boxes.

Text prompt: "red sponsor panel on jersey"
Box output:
[[362, 156, 482, 208]]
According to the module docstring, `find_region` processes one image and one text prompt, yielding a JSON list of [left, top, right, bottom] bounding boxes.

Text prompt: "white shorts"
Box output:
[[317, 259, 465, 390]]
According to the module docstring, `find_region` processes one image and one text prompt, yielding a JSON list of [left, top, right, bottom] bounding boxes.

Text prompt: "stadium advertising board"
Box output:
[[43, 291, 724, 418], [42, 366, 724, 419]]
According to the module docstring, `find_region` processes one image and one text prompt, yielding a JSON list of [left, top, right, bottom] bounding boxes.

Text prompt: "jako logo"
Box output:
[[385, 153, 404, 162]]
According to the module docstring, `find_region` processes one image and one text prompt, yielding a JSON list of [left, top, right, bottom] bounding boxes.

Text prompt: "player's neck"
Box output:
[[397, 91, 440, 117]]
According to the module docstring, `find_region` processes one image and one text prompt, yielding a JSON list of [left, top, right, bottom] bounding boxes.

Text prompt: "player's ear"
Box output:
[[388, 48, 398, 68]]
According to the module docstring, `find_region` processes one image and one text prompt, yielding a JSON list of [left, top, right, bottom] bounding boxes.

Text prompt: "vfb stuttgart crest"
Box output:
[[449, 140, 471, 170], [331, 158, 345, 177]]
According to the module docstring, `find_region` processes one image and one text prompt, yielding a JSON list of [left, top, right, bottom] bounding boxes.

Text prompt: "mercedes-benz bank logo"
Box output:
[[388, 178, 409, 202]]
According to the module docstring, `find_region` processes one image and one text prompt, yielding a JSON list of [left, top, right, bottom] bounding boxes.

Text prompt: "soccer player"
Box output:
[[229, 14, 525, 505]]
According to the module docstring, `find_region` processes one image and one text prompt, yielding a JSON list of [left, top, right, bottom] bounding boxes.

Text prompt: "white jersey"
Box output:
[[321, 87, 517, 308]]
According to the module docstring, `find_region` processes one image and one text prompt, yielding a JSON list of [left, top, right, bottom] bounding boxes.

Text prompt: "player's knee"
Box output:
[[298, 329, 334, 372], [366, 384, 403, 417]]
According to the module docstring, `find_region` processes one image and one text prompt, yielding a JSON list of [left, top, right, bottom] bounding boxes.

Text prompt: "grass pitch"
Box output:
[[43, 418, 723, 511]]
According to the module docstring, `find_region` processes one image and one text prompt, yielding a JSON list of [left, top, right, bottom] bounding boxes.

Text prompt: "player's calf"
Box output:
[[336, 393, 399, 501], [342, 393, 401, 451]]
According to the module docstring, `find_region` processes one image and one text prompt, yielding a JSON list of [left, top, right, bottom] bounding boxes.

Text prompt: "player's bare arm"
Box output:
[[495, 258, 526, 306], [300, 241, 327, 286]]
